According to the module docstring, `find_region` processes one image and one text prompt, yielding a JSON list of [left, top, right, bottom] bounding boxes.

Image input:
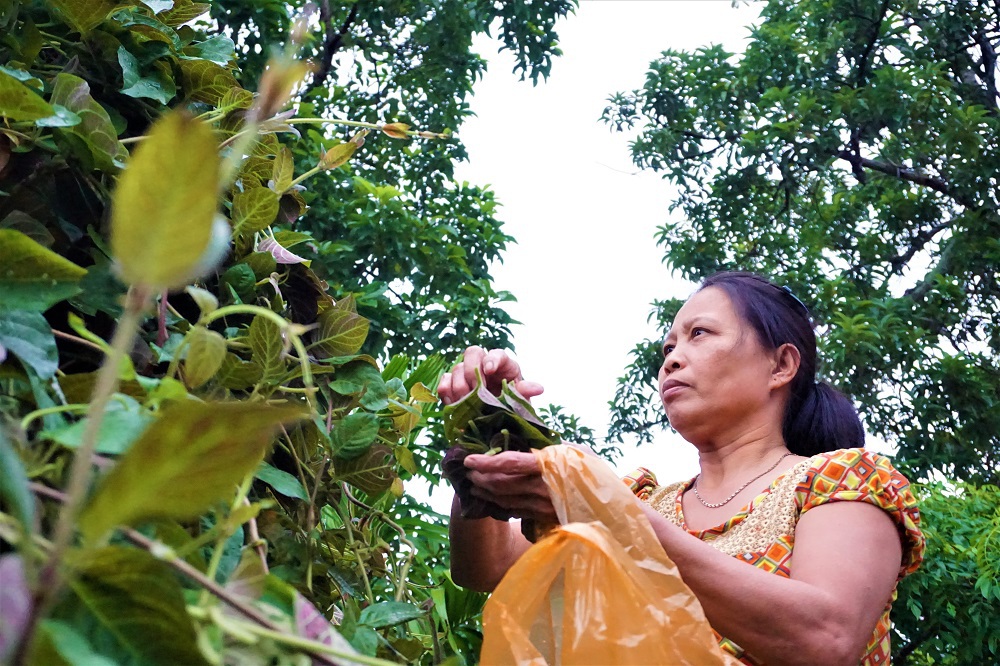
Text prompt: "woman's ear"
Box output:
[[770, 343, 801, 390]]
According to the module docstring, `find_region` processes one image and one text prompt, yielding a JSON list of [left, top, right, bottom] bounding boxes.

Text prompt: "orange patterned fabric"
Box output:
[[634, 448, 924, 665]]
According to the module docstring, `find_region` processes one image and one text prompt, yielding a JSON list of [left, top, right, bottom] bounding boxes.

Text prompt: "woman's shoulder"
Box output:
[[796, 447, 924, 578]]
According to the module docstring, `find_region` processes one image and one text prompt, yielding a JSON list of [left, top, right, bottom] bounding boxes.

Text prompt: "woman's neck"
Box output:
[[694, 431, 791, 490]]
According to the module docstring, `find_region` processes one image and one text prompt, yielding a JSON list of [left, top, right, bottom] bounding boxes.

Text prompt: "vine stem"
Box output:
[[200, 474, 255, 605], [343, 485, 415, 603], [27, 484, 346, 666], [15, 286, 150, 661]]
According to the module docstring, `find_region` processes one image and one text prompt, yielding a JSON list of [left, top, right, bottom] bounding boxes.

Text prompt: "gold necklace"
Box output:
[[692, 452, 794, 509]]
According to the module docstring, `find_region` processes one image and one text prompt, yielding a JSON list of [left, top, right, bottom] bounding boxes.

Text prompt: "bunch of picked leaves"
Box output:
[[441, 371, 561, 519]]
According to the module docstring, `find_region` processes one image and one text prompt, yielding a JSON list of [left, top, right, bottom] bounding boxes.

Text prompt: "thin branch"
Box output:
[[854, 0, 892, 88], [51, 329, 104, 354], [305, 2, 360, 97], [835, 151, 975, 207]]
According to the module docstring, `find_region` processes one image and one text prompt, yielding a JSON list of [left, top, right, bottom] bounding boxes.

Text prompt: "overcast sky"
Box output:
[[416, 1, 762, 511]]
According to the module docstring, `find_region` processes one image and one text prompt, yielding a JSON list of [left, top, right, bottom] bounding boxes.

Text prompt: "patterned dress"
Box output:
[[627, 448, 924, 665]]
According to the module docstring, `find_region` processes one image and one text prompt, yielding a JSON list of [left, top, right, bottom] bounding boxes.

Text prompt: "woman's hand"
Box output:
[[463, 451, 558, 523], [438, 346, 545, 405]]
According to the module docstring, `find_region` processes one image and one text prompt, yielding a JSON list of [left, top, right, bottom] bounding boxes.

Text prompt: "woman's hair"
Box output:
[[698, 271, 864, 455]]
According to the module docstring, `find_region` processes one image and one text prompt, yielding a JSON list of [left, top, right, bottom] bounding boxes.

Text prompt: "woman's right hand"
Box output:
[[438, 346, 545, 405]]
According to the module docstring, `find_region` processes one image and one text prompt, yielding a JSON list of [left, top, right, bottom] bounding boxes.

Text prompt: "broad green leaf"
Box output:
[[272, 146, 294, 192], [358, 601, 425, 629], [117, 47, 176, 104], [220, 263, 256, 303], [28, 620, 117, 666], [79, 401, 306, 542], [0, 68, 55, 121], [50, 73, 128, 171], [181, 35, 236, 65], [232, 186, 279, 234], [217, 352, 263, 390], [0, 431, 34, 533], [110, 109, 220, 289], [0, 229, 87, 311], [329, 412, 381, 460], [183, 326, 226, 388], [255, 461, 308, 500], [141, 0, 174, 13], [248, 315, 285, 384], [42, 396, 153, 455], [0, 310, 57, 379], [160, 0, 210, 27], [333, 444, 396, 495], [66, 547, 208, 665], [313, 303, 370, 357], [319, 141, 357, 171], [49, 0, 122, 34], [244, 251, 277, 280], [178, 60, 239, 105], [329, 361, 389, 411]]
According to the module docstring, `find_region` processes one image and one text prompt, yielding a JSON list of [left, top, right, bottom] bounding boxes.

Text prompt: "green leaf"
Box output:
[[78, 401, 306, 542], [0, 310, 57, 379], [330, 412, 381, 460], [334, 444, 396, 495], [329, 361, 389, 411], [255, 461, 308, 500], [160, 0, 210, 26], [272, 146, 294, 192], [0, 430, 34, 533], [42, 396, 154, 455], [182, 35, 236, 65], [110, 109, 221, 289], [28, 620, 118, 666], [232, 186, 279, 234], [50, 73, 128, 171], [358, 601, 425, 629], [183, 326, 226, 388], [49, 0, 123, 34], [220, 263, 255, 303], [66, 546, 208, 665], [178, 59, 239, 105], [313, 301, 370, 357], [217, 352, 262, 390], [248, 315, 285, 384], [117, 47, 176, 104], [0, 69, 51, 122], [0, 229, 87, 311]]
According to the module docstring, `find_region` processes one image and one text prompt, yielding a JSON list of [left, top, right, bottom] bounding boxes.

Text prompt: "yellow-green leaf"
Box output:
[[0, 69, 55, 122], [232, 186, 279, 234], [319, 141, 357, 170], [248, 315, 285, 384], [178, 60, 239, 105], [0, 229, 87, 311], [313, 303, 370, 357], [160, 0, 211, 26], [217, 352, 263, 390], [380, 123, 411, 140], [79, 401, 306, 542], [48, 0, 123, 34], [410, 382, 436, 403], [183, 326, 226, 388], [110, 109, 220, 289], [272, 146, 294, 192], [50, 73, 128, 171], [184, 285, 218, 317]]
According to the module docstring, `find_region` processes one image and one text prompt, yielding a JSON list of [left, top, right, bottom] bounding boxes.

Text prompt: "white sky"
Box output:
[[416, 1, 762, 512]]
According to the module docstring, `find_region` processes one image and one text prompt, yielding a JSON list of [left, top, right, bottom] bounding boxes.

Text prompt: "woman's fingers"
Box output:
[[437, 346, 544, 404], [464, 451, 540, 475]]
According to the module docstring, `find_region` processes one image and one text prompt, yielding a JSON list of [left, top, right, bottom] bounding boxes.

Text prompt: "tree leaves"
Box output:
[[183, 326, 226, 388], [64, 547, 208, 665], [0, 68, 57, 122], [50, 73, 128, 171], [232, 186, 279, 234], [0, 432, 34, 534], [117, 46, 176, 105], [0, 310, 58, 379], [78, 401, 306, 542], [358, 601, 424, 629], [255, 461, 308, 500], [329, 412, 381, 460], [110, 109, 221, 289], [178, 60, 239, 104], [313, 298, 370, 358], [48, 0, 123, 34], [333, 444, 396, 496], [248, 314, 285, 384], [0, 229, 87, 311]]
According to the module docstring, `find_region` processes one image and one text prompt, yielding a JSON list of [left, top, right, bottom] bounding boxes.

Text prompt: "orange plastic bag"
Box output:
[[480, 446, 739, 665]]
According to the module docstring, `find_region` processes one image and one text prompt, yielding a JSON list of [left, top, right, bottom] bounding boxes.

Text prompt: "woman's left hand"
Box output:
[[464, 451, 558, 523]]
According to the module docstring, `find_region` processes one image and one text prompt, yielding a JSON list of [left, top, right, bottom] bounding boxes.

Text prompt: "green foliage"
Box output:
[[603, 0, 1000, 487], [892, 483, 1000, 663], [601, 0, 1000, 661], [0, 1, 576, 664]]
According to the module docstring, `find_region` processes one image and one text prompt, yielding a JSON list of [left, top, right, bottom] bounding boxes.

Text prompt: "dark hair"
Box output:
[[698, 272, 864, 455]]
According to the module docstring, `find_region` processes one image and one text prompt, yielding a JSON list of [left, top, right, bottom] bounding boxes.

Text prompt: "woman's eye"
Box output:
[[691, 328, 706, 337], [663, 345, 674, 356]]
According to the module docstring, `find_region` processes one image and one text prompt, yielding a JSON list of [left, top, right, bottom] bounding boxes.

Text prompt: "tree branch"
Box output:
[[835, 150, 975, 207], [854, 0, 892, 88], [305, 2, 359, 97], [974, 28, 999, 112]]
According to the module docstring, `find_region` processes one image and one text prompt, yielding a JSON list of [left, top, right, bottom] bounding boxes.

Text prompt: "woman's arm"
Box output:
[[641, 499, 902, 666], [448, 495, 532, 592]]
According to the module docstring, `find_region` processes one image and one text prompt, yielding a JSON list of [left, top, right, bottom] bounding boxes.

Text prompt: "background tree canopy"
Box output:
[[602, 0, 999, 661]]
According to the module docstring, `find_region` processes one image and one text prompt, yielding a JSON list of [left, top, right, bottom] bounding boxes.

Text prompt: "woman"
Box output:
[[438, 272, 924, 666]]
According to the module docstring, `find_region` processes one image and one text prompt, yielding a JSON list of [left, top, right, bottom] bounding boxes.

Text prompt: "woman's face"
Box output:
[[657, 286, 783, 443]]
